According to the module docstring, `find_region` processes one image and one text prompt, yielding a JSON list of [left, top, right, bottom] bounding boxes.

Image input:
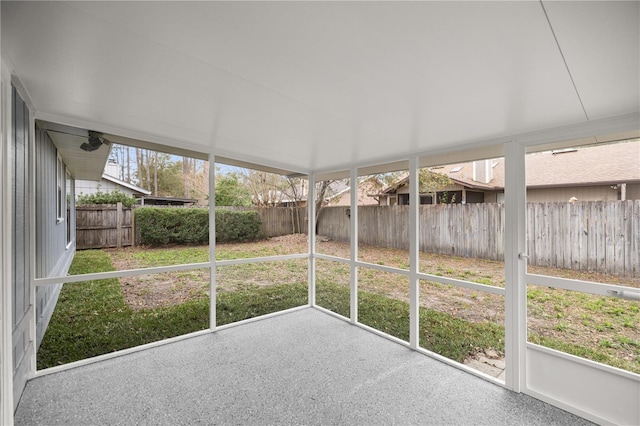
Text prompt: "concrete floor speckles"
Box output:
[[15, 308, 594, 426]]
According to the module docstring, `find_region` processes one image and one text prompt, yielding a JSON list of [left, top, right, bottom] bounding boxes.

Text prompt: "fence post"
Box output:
[[131, 206, 135, 247], [116, 202, 123, 248]]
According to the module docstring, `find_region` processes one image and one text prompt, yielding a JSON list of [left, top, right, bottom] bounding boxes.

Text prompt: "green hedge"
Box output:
[[215, 209, 264, 243], [76, 190, 137, 208], [135, 208, 263, 246]]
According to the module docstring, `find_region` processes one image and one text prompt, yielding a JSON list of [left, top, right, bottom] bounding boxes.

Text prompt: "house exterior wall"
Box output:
[[1, 63, 11, 425], [485, 192, 500, 203], [75, 177, 137, 197], [11, 85, 31, 411], [391, 184, 495, 205], [330, 190, 378, 206], [6, 90, 79, 413], [384, 182, 638, 205], [624, 183, 640, 200], [526, 185, 622, 203], [34, 125, 75, 349]]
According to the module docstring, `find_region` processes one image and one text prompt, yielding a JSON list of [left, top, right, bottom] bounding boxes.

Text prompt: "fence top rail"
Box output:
[[76, 204, 129, 210]]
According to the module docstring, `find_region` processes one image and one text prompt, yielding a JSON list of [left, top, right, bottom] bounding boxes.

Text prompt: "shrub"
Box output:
[[135, 208, 263, 246], [76, 190, 137, 208], [215, 209, 264, 243]]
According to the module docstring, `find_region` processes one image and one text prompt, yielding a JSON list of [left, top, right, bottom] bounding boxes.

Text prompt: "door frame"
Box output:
[[514, 125, 640, 425]]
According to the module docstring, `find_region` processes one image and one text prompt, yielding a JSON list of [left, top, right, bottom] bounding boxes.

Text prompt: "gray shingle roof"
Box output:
[[383, 140, 640, 192]]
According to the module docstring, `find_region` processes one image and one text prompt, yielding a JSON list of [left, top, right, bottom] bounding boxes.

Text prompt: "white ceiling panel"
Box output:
[[2, 1, 638, 174], [543, 1, 640, 120]]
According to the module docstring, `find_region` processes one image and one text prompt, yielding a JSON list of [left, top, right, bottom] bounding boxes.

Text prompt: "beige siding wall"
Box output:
[[330, 190, 378, 206], [484, 192, 499, 203], [526, 186, 619, 202], [625, 183, 640, 200]]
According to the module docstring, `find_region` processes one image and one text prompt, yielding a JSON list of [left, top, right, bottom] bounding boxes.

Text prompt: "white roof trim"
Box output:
[[102, 174, 151, 196]]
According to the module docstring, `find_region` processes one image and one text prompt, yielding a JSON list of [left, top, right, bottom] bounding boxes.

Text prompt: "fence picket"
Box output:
[[76, 201, 639, 278], [318, 201, 640, 278], [633, 201, 640, 277], [76, 204, 133, 249]]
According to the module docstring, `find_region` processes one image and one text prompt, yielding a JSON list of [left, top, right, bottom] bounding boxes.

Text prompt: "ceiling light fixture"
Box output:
[[80, 131, 104, 152]]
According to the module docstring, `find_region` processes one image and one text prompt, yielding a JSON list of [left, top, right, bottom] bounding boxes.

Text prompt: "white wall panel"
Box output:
[[527, 345, 640, 425]]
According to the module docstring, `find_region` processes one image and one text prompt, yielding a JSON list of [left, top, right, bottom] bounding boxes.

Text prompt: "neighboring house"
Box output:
[[274, 180, 379, 207], [376, 140, 640, 205], [375, 160, 501, 206], [77, 160, 202, 206], [326, 180, 383, 206], [138, 196, 198, 206], [524, 141, 640, 202], [75, 160, 151, 199]]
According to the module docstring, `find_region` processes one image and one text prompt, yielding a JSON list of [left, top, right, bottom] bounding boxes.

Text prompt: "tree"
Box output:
[[153, 151, 159, 195], [183, 156, 192, 198], [107, 144, 209, 205], [215, 173, 252, 206], [156, 159, 183, 197], [135, 147, 143, 188], [418, 169, 452, 194], [419, 169, 453, 203], [360, 172, 403, 204], [314, 179, 351, 234], [241, 169, 287, 207], [283, 177, 306, 207]]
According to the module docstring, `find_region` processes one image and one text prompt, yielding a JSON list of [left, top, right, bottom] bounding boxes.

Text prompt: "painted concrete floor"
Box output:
[[15, 308, 593, 425]]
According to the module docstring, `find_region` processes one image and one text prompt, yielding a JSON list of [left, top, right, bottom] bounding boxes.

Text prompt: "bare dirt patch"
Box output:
[[105, 235, 640, 373], [106, 246, 209, 310]]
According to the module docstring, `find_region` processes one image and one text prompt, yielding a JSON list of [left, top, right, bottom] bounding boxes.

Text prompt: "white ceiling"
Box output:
[[2, 1, 639, 175]]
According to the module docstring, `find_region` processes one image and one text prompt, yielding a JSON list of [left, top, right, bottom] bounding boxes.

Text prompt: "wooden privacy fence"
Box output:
[[317, 201, 640, 278], [316, 204, 504, 258], [527, 201, 639, 277], [76, 203, 133, 249], [77, 205, 306, 249], [216, 206, 306, 237], [76, 201, 639, 277], [252, 207, 305, 237]]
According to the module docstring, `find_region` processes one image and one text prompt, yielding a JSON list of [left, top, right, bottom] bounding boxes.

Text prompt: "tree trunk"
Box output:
[[315, 181, 331, 235], [183, 157, 191, 198], [136, 148, 143, 188], [145, 150, 151, 191], [202, 160, 210, 202], [126, 146, 131, 183], [118, 145, 124, 180], [153, 151, 158, 195]]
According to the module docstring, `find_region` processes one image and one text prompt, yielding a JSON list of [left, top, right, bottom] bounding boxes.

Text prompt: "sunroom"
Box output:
[[1, 2, 639, 425]]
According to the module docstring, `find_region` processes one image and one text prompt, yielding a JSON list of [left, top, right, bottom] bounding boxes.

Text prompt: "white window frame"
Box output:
[[56, 153, 64, 224], [65, 168, 72, 248]]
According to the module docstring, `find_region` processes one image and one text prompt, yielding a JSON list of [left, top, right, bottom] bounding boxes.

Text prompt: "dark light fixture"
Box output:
[[80, 131, 104, 152]]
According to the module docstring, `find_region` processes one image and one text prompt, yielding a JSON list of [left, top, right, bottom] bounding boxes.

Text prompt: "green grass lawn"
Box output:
[[38, 250, 309, 369], [316, 280, 504, 363], [37, 250, 210, 369], [38, 249, 505, 369], [39, 245, 638, 375]]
